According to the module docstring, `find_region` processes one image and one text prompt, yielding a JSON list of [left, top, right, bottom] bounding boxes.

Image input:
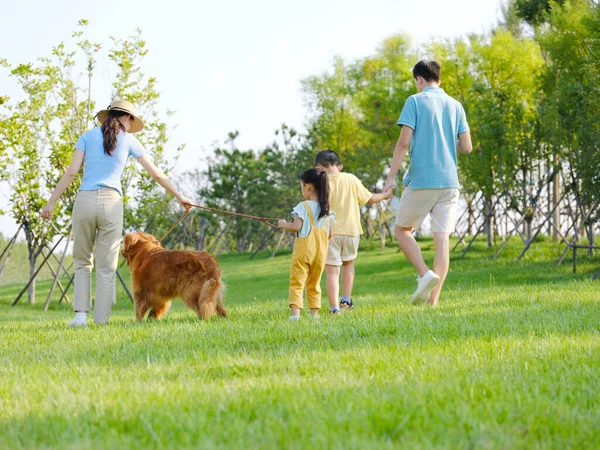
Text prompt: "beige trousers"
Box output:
[[72, 188, 123, 324]]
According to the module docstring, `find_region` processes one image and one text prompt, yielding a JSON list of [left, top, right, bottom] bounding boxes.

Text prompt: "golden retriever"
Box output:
[[122, 232, 227, 321]]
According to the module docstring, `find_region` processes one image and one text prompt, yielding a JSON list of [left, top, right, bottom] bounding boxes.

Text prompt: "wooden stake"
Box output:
[[271, 229, 286, 258], [12, 237, 64, 306], [0, 225, 22, 281], [43, 232, 71, 311]]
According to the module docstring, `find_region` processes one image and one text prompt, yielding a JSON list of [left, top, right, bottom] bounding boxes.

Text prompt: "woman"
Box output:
[[41, 99, 192, 327]]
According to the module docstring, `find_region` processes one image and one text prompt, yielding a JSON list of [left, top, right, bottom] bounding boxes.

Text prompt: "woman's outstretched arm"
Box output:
[[136, 154, 192, 210], [41, 149, 85, 219]]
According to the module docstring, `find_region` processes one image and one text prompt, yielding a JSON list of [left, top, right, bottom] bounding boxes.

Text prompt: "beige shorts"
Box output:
[[395, 187, 460, 233], [326, 235, 360, 266]]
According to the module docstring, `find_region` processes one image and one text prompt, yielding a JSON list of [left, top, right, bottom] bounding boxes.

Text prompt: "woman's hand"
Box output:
[[277, 219, 288, 229], [178, 196, 193, 211], [41, 202, 55, 220]]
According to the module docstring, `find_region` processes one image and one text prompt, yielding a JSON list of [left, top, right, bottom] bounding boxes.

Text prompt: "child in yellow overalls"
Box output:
[[278, 168, 334, 320]]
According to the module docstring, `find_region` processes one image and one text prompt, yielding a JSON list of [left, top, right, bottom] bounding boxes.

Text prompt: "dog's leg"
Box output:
[[149, 300, 172, 320], [216, 302, 228, 318], [134, 299, 147, 321], [134, 291, 150, 321], [215, 283, 228, 318], [197, 279, 220, 320]]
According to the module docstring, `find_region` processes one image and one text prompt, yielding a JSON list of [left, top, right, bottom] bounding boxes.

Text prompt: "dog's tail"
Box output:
[[198, 275, 227, 320]]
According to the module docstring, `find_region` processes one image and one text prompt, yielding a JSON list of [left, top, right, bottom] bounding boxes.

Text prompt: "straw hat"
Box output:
[[96, 99, 144, 133]]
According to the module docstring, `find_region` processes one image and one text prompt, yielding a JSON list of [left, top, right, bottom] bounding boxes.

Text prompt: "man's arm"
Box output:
[[457, 132, 473, 154], [383, 125, 413, 191]]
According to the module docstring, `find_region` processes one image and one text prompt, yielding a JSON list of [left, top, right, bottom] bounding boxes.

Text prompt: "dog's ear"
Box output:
[[122, 233, 141, 258], [140, 232, 160, 246]]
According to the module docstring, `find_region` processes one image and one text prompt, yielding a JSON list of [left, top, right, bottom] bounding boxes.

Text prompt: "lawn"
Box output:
[[0, 238, 599, 449]]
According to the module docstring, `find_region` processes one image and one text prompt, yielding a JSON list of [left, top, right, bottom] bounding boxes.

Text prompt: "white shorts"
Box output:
[[326, 235, 360, 266], [395, 187, 460, 233]]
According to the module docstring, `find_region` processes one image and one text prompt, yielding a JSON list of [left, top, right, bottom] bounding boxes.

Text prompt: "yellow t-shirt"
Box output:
[[327, 172, 372, 236]]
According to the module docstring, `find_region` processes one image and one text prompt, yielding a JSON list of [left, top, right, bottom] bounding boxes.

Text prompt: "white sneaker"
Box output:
[[69, 312, 87, 327], [411, 270, 440, 305], [289, 315, 300, 321]]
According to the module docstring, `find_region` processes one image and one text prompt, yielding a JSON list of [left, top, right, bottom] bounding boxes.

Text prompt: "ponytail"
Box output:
[[300, 168, 330, 219], [317, 170, 330, 219], [101, 110, 129, 156]]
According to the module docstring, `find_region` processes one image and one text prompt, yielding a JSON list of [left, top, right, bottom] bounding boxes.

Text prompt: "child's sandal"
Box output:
[[340, 298, 354, 310]]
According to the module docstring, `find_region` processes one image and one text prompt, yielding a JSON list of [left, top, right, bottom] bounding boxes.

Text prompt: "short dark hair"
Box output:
[[315, 150, 342, 168], [412, 60, 441, 83]]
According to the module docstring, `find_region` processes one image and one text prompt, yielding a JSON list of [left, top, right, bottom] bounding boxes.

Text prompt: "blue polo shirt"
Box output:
[[76, 127, 145, 195], [397, 86, 469, 190]]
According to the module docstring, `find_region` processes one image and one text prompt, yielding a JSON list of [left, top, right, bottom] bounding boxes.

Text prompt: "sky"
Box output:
[[0, 0, 505, 237]]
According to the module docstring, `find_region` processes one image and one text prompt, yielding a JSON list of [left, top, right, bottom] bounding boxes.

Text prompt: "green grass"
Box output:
[[0, 238, 599, 449]]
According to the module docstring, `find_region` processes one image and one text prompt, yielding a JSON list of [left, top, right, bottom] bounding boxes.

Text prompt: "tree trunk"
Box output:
[[484, 196, 494, 248], [271, 230, 286, 258], [522, 166, 528, 239], [237, 227, 252, 253], [28, 246, 36, 304], [377, 205, 386, 250], [525, 219, 532, 241], [467, 200, 474, 236], [588, 219, 594, 257], [552, 161, 561, 241], [196, 220, 207, 251]]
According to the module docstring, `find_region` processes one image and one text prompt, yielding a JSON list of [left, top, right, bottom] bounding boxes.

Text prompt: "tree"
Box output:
[[0, 21, 182, 303], [108, 29, 184, 237], [193, 126, 313, 254], [513, 0, 566, 26]]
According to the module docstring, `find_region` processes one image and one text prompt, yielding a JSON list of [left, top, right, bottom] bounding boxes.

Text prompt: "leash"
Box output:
[[157, 204, 279, 243]]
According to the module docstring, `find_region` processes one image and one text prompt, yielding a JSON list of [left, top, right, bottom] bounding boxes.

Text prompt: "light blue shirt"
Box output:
[[397, 87, 469, 190], [291, 201, 334, 238], [76, 127, 145, 195]]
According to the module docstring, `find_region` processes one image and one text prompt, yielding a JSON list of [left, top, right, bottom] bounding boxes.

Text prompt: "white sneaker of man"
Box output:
[[411, 270, 440, 305]]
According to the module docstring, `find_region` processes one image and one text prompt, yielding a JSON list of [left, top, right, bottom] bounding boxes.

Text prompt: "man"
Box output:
[[383, 60, 472, 306]]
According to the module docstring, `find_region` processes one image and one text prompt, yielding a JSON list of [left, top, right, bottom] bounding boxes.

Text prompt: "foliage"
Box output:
[[513, 0, 566, 26], [535, 0, 600, 205]]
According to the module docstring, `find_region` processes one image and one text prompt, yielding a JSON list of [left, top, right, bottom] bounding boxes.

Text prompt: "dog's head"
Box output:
[[122, 232, 162, 263]]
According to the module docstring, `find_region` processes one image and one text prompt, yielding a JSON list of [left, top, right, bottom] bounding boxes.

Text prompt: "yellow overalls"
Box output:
[[289, 201, 332, 310]]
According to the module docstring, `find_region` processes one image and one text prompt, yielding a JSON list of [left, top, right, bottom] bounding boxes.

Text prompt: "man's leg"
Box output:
[[325, 264, 340, 309], [429, 232, 450, 306], [428, 189, 460, 306], [395, 225, 428, 277]]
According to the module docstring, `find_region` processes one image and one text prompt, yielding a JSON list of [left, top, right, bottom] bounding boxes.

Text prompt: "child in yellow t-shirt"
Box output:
[[316, 150, 392, 313]]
